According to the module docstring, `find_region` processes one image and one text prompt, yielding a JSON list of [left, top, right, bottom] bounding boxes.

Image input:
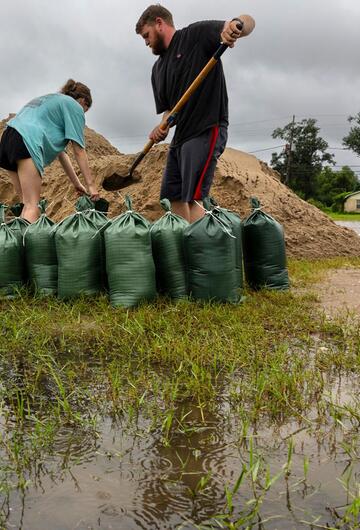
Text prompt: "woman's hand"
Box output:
[[74, 181, 87, 196], [88, 184, 100, 202]]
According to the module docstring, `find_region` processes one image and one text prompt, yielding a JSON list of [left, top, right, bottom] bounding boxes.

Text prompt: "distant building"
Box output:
[[344, 191, 360, 212]]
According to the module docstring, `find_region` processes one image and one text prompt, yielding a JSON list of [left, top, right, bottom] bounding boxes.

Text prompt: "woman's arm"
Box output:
[[58, 151, 87, 195], [69, 142, 99, 200]]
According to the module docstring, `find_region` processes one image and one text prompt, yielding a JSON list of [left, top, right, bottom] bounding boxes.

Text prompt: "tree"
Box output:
[[270, 118, 334, 199], [343, 112, 360, 157], [314, 166, 360, 206]]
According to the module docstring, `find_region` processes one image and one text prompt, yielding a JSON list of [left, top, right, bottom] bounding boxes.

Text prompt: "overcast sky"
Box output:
[[1, 0, 359, 175]]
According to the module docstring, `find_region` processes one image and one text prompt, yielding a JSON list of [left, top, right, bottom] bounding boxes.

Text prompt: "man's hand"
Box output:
[[221, 19, 243, 47], [149, 123, 170, 143]]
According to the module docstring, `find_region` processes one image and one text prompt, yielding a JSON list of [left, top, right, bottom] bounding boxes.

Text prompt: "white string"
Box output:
[[194, 200, 205, 211], [207, 210, 236, 239], [91, 221, 111, 239], [194, 200, 236, 239], [22, 223, 32, 246], [50, 212, 77, 233]]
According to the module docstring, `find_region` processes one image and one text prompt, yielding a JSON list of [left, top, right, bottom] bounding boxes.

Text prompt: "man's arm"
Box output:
[[149, 110, 172, 143]]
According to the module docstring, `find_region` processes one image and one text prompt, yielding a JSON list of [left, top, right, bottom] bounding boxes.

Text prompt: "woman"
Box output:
[[0, 79, 99, 223]]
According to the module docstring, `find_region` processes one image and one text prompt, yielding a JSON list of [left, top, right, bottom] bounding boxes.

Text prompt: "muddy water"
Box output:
[[1, 374, 359, 529], [336, 220, 360, 235]]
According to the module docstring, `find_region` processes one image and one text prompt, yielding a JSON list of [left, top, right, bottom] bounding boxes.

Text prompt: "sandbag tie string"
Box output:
[[194, 200, 235, 239], [50, 211, 81, 233], [92, 221, 111, 239], [205, 211, 236, 239], [22, 224, 31, 246]]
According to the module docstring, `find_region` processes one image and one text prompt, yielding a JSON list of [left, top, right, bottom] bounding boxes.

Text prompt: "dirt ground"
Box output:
[[315, 268, 360, 318]]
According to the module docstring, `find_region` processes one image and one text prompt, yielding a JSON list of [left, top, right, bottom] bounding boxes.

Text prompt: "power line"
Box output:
[[248, 144, 285, 153]]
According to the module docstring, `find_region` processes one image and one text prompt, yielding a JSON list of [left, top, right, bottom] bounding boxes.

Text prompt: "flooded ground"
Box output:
[[0, 271, 359, 530], [1, 369, 359, 529], [335, 220, 360, 235]]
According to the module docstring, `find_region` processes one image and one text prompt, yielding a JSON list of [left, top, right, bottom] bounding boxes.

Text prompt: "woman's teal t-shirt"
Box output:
[[8, 93, 85, 175]]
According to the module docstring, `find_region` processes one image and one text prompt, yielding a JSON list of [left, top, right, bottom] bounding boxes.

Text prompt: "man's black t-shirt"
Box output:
[[151, 20, 228, 147]]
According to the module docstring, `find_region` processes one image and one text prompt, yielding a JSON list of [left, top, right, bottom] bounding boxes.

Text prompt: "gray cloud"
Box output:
[[1, 0, 359, 172]]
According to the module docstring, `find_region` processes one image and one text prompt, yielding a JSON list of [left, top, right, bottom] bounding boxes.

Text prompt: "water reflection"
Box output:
[[1, 376, 359, 529]]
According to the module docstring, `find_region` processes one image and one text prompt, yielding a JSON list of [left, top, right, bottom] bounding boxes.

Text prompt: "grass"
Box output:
[[326, 211, 360, 221], [0, 256, 359, 528]]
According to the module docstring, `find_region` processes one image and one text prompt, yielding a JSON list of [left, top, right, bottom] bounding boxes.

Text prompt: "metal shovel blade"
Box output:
[[102, 173, 136, 191]]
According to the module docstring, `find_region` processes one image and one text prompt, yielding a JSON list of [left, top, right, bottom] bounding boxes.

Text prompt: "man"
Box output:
[[136, 5, 255, 222]]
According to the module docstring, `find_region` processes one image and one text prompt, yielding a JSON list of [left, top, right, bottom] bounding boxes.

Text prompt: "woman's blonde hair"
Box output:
[[60, 79, 92, 108]]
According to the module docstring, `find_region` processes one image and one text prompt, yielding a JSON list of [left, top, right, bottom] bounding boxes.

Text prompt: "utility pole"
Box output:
[[285, 114, 295, 186]]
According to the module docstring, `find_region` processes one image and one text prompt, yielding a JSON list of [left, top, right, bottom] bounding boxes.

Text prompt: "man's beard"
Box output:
[[151, 31, 167, 55]]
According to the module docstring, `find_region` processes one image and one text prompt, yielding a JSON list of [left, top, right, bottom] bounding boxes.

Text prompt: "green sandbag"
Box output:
[[104, 195, 156, 308], [0, 204, 23, 297], [150, 198, 188, 299], [7, 203, 29, 236], [242, 197, 289, 290], [7, 203, 29, 282], [54, 198, 103, 299], [208, 197, 243, 292], [24, 199, 57, 295], [76, 195, 110, 289], [183, 206, 238, 303], [76, 195, 110, 225]]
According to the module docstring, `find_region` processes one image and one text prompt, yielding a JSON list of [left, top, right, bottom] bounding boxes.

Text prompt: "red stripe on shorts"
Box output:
[[193, 125, 219, 201]]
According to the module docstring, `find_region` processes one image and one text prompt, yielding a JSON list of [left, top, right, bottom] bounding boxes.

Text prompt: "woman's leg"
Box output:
[[17, 158, 41, 223], [6, 170, 23, 201]]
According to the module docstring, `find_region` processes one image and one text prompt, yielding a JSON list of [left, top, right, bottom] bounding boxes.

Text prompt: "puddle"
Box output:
[[1, 370, 359, 530], [335, 221, 360, 235]]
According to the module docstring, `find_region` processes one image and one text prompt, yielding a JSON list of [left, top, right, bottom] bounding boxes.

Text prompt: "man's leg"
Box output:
[[188, 126, 228, 223], [6, 170, 23, 201], [17, 158, 41, 223], [171, 201, 190, 222], [189, 201, 204, 223], [179, 131, 216, 223], [160, 147, 192, 220]]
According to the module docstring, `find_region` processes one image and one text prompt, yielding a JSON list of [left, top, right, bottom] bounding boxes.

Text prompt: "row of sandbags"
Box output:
[[0, 195, 289, 307]]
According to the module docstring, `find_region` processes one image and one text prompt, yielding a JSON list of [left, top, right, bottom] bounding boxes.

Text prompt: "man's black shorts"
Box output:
[[0, 126, 31, 172], [160, 125, 228, 202]]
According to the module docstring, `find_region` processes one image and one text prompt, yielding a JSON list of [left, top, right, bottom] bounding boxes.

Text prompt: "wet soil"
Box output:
[[316, 267, 360, 318]]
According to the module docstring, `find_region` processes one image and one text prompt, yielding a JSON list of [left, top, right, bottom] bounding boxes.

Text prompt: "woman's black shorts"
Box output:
[[0, 126, 31, 171]]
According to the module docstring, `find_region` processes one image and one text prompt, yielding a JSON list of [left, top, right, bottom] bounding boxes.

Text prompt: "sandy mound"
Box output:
[[1, 119, 359, 260]]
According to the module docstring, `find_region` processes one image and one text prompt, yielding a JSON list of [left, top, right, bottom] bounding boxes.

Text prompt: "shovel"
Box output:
[[102, 19, 246, 191]]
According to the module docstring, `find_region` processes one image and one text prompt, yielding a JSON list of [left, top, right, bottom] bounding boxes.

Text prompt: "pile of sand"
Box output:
[[1, 119, 359, 260]]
